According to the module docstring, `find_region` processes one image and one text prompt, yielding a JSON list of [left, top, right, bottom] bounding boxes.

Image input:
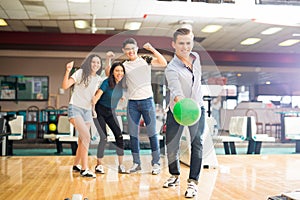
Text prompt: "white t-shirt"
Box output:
[[123, 57, 153, 100], [69, 69, 103, 110]]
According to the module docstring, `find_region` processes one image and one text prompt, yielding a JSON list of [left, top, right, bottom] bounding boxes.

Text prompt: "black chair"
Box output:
[[24, 105, 40, 139], [40, 106, 56, 139], [0, 117, 6, 136], [58, 106, 68, 115], [45, 106, 56, 110]]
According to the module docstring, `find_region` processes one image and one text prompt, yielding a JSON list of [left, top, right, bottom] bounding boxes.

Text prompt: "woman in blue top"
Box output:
[[92, 61, 126, 174]]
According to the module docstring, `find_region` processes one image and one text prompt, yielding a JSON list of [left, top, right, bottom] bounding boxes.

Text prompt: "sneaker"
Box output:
[[152, 164, 161, 175], [95, 165, 105, 174], [72, 165, 81, 172], [185, 181, 198, 198], [118, 165, 126, 174], [163, 175, 180, 188], [127, 163, 141, 174], [80, 169, 96, 178]]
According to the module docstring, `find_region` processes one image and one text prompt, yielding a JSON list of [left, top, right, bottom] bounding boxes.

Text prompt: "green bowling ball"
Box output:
[[173, 98, 200, 126]]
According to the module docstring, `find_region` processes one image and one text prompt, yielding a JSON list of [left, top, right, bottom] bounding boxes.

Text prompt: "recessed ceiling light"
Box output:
[[201, 25, 222, 33], [292, 33, 300, 37], [278, 39, 300, 46], [74, 20, 89, 29], [261, 27, 282, 35], [124, 22, 141, 30], [0, 19, 8, 26], [240, 38, 261, 45]]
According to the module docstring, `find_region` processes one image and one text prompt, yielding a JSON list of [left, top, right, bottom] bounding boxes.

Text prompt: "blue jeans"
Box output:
[[127, 97, 160, 165], [68, 104, 92, 123], [165, 107, 205, 182]]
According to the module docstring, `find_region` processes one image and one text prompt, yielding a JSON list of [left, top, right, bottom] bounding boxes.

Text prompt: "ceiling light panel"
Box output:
[[278, 39, 300, 46], [261, 27, 282, 35], [0, 19, 8, 26], [74, 20, 89, 29], [240, 38, 261, 45], [124, 22, 141, 30], [201, 25, 222, 33]]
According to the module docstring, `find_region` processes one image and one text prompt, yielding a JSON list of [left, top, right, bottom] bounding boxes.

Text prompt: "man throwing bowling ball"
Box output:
[[163, 28, 206, 199]]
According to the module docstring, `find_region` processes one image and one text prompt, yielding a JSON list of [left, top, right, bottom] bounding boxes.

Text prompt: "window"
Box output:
[[0, 75, 49, 101]]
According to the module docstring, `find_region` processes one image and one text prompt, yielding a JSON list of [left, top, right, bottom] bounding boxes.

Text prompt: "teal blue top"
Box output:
[[96, 78, 123, 108]]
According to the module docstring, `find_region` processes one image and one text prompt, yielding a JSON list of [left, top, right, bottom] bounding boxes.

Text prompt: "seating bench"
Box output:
[[56, 135, 78, 155], [43, 115, 78, 155], [53, 115, 166, 155], [44, 132, 78, 155], [215, 136, 245, 154], [215, 116, 275, 155], [284, 117, 300, 153]]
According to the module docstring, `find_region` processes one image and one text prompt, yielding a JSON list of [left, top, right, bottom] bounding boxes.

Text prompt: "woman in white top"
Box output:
[[62, 54, 103, 178]]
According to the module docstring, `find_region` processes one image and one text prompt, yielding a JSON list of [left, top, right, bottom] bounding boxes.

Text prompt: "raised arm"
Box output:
[[104, 51, 115, 76], [61, 61, 76, 90], [143, 42, 167, 67]]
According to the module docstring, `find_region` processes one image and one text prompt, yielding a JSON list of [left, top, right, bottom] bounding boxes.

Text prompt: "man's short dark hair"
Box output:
[[173, 28, 192, 42], [122, 38, 137, 48]]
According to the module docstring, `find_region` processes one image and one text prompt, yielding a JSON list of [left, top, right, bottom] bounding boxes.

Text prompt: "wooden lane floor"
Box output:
[[0, 154, 300, 200]]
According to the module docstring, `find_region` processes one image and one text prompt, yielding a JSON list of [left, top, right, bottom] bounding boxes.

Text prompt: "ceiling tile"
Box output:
[[0, 10, 8, 18], [44, 1, 69, 19], [108, 19, 126, 30], [40, 20, 58, 27], [91, 0, 114, 18], [1, 0, 23, 9], [69, 2, 90, 19], [23, 20, 41, 26], [5, 10, 29, 19], [25, 5, 49, 19], [0, 0, 299, 54], [7, 19, 28, 31]]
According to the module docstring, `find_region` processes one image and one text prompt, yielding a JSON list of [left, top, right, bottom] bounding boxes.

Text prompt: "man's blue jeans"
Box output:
[[127, 97, 160, 165], [165, 107, 205, 182]]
